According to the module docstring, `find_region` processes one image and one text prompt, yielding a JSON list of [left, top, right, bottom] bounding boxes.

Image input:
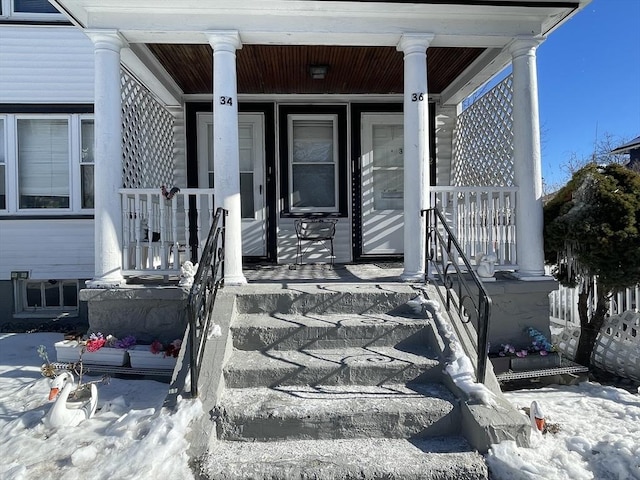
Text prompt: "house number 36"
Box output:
[[219, 96, 233, 106], [411, 93, 424, 102]]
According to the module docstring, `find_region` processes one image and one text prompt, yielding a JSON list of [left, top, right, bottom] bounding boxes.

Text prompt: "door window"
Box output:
[[372, 124, 404, 211]]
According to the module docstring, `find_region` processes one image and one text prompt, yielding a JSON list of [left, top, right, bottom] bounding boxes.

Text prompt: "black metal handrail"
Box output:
[[187, 207, 226, 397], [423, 207, 492, 384]]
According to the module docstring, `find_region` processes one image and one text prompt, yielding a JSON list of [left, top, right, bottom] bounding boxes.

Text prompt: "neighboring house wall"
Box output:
[[0, 25, 94, 103], [0, 219, 94, 279], [0, 24, 95, 328]]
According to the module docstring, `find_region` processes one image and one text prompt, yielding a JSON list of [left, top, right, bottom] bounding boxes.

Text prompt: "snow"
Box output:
[[1, 332, 639, 480], [0, 332, 199, 480], [420, 296, 496, 406], [488, 384, 640, 480]]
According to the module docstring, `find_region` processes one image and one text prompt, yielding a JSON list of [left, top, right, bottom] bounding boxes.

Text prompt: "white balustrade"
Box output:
[[430, 186, 518, 268], [120, 188, 215, 275]]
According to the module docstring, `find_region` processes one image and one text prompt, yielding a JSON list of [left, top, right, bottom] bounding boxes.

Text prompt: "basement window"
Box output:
[[14, 279, 80, 317]]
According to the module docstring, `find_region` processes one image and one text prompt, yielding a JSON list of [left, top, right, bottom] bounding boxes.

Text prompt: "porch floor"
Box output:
[[127, 262, 407, 286]]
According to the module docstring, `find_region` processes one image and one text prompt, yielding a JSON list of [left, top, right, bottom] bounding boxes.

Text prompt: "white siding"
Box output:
[[435, 105, 457, 186], [0, 25, 94, 104], [0, 219, 94, 279], [278, 217, 352, 264]]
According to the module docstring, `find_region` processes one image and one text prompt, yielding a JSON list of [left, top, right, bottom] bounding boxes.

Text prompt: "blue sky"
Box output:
[[536, 0, 640, 187]]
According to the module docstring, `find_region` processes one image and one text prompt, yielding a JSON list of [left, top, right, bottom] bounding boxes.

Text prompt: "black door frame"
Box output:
[[185, 101, 277, 263], [350, 102, 436, 261]]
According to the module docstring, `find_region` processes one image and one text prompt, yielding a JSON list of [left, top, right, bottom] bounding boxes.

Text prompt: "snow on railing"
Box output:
[[430, 186, 518, 269], [119, 188, 215, 275]]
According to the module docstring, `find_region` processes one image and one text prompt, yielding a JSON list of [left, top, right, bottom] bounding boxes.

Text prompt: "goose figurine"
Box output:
[[43, 371, 98, 429], [530, 400, 546, 433]]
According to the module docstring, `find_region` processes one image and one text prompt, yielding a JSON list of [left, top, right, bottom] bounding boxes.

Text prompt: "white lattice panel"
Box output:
[[552, 310, 640, 381], [452, 75, 514, 187], [592, 310, 640, 381], [121, 69, 175, 188]]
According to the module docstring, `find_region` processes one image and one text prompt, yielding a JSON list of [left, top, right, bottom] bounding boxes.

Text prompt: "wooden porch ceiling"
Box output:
[[147, 44, 485, 95]]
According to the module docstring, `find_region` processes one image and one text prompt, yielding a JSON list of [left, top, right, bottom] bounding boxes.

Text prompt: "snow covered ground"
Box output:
[[1, 332, 639, 480]]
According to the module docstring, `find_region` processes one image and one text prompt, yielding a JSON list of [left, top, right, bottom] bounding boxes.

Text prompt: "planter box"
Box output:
[[54, 340, 128, 366], [128, 345, 177, 370], [490, 356, 512, 374], [510, 352, 561, 372]]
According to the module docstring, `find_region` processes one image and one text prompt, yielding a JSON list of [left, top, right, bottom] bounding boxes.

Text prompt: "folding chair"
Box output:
[[294, 218, 338, 265]]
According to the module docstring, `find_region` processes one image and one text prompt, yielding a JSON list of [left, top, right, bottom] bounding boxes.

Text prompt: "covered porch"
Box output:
[[49, 0, 587, 287]]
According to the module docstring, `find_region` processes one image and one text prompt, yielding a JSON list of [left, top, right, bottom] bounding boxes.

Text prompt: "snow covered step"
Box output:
[[231, 312, 432, 351], [224, 345, 441, 388], [197, 436, 488, 480], [214, 383, 460, 442]]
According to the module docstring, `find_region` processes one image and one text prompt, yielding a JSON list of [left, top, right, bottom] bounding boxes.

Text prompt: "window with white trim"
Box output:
[[0, 0, 63, 19], [0, 114, 94, 213], [288, 114, 339, 212], [80, 119, 95, 209], [14, 279, 80, 315]]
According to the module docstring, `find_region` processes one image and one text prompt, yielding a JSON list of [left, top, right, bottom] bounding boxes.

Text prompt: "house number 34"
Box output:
[[219, 96, 233, 106], [411, 93, 424, 102]]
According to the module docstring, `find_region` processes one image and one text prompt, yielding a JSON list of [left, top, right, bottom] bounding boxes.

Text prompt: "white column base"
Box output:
[[223, 274, 248, 286], [400, 271, 425, 282]]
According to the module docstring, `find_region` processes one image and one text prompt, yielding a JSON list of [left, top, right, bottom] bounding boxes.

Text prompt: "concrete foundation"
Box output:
[[79, 286, 189, 343], [482, 273, 557, 352]]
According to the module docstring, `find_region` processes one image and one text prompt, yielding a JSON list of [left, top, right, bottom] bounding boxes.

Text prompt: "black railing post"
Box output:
[[422, 207, 492, 384], [187, 207, 227, 397]]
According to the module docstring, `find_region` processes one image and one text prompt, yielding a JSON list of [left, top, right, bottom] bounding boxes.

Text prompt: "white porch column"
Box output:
[[206, 31, 246, 285], [397, 34, 434, 282], [85, 31, 126, 288], [510, 36, 545, 277]]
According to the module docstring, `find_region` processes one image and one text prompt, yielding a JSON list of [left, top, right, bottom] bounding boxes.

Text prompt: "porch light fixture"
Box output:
[[309, 64, 329, 80]]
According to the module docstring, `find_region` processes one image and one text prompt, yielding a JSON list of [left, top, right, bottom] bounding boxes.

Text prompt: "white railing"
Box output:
[[119, 188, 215, 275], [430, 186, 518, 268]]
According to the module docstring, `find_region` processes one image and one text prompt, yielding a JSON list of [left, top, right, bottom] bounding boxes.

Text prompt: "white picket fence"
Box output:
[[549, 283, 640, 381]]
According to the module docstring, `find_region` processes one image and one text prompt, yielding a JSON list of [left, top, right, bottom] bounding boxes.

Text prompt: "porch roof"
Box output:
[[51, 0, 589, 105]]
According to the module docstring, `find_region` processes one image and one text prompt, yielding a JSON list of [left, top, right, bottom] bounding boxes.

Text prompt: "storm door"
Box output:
[[197, 112, 266, 256], [361, 113, 404, 255]]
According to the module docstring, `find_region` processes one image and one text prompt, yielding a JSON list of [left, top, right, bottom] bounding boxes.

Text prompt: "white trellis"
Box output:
[[452, 75, 514, 187], [121, 68, 175, 189]]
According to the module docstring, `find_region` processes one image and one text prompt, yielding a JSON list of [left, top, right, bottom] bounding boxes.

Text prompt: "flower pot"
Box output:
[[510, 352, 561, 372], [54, 340, 127, 366], [490, 356, 511, 374], [128, 345, 177, 369]]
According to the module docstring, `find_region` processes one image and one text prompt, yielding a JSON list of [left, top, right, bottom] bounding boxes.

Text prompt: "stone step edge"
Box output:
[[196, 437, 488, 480]]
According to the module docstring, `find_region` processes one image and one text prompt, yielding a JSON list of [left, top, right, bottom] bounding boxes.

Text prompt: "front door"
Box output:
[[197, 112, 266, 256], [361, 114, 404, 255]]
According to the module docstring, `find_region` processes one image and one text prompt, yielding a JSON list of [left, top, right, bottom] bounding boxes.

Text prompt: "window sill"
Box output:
[[13, 311, 78, 320]]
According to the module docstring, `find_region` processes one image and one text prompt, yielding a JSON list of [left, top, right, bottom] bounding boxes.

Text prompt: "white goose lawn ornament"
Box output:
[[530, 400, 546, 433], [43, 371, 98, 429]]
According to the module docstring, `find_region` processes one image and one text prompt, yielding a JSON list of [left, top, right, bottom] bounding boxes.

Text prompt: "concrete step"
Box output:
[[214, 383, 460, 442], [232, 312, 431, 351], [197, 436, 488, 480], [229, 283, 417, 315], [224, 345, 441, 388]]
